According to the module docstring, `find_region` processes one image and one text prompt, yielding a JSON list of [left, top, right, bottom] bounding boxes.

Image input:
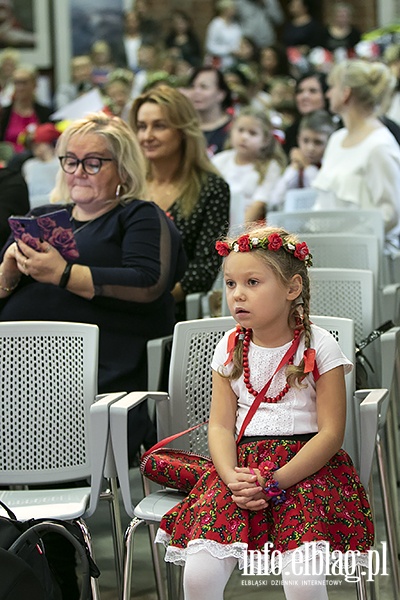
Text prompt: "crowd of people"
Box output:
[[0, 2, 399, 597]]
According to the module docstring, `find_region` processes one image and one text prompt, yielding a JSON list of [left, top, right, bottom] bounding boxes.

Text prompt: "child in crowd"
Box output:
[[103, 68, 134, 121], [90, 40, 115, 88], [54, 55, 94, 110], [272, 109, 336, 209], [21, 122, 61, 208], [212, 106, 286, 229], [156, 224, 373, 600]]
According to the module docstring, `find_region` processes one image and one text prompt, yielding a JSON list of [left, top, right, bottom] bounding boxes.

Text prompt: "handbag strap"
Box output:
[[143, 331, 303, 456], [236, 332, 302, 444], [141, 421, 207, 458]]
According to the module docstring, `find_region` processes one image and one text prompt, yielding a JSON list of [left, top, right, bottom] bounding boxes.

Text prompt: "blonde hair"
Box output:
[[50, 112, 146, 204], [221, 224, 311, 387], [231, 106, 287, 183], [328, 59, 396, 111], [130, 84, 220, 218], [0, 47, 19, 68]]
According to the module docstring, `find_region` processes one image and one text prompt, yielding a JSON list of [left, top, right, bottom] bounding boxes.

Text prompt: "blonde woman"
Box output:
[[312, 59, 400, 249], [130, 84, 230, 319], [0, 112, 186, 458]]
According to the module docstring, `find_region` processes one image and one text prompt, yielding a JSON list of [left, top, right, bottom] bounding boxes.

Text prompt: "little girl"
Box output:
[[212, 107, 287, 230], [156, 225, 374, 599]]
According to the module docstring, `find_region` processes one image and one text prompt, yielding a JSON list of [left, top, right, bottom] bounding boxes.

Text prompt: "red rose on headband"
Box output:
[[294, 242, 310, 262], [237, 235, 251, 251], [268, 233, 283, 251], [215, 241, 230, 256]]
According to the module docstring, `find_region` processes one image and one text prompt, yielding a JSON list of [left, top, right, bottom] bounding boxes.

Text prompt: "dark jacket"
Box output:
[[0, 167, 30, 248]]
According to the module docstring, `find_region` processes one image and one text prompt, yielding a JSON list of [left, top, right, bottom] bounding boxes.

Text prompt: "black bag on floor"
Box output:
[[0, 500, 97, 600]]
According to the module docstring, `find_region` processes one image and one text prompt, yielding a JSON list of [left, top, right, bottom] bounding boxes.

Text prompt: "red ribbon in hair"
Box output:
[[224, 324, 243, 366]]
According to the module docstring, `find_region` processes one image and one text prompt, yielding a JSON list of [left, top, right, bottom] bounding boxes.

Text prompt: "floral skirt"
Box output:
[[156, 438, 374, 566]]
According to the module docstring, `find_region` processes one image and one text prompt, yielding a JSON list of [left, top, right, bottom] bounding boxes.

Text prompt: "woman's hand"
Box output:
[[15, 239, 66, 286], [228, 466, 269, 511], [0, 243, 22, 297]]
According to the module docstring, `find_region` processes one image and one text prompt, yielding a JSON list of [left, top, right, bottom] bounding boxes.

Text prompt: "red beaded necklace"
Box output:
[[242, 328, 300, 403]]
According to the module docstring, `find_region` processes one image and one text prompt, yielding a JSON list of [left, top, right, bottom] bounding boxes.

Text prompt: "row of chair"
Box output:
[[0, 315, 399, 599]]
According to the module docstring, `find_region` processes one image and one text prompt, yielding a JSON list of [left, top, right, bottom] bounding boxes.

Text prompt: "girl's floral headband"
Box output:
[[215, 232, 313, 267]]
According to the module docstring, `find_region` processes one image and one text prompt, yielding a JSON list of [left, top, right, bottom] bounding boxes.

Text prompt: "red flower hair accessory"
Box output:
[[215, 233, 313, 267]]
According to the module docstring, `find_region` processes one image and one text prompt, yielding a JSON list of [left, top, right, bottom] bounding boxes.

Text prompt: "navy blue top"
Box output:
[[0, 199, 187, 394]]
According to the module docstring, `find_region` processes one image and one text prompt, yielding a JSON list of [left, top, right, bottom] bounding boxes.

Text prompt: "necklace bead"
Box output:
[[242, 329, 299, 403]]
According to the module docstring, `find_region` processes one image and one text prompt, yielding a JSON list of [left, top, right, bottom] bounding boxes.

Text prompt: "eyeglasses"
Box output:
[[59, 156, 114, 175]]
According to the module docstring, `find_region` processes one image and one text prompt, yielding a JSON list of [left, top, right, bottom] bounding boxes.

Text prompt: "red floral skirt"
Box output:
[[156, 439, 374, 565]]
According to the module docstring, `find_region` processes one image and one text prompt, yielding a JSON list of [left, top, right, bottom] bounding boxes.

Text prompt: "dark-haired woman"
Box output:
[[187, 66, 233, 156]]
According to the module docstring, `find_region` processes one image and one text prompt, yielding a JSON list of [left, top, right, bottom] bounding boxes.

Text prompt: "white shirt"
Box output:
[[205, 17, 242, 70], [211, 324, 352, 437], [212, 148, 282, 230], [312, 126, 400, 248], [272, 164, 320, 210]]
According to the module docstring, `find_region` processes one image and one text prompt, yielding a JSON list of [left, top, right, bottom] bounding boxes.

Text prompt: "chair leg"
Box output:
[[384, 405, 400, 547], [355, 565, 368, 600], [122, 517, 166, 600], [102, 477, 124, 594], [148, 523, 168, 600], [75, 518, 101, 600], [376, 433, 400, 599]]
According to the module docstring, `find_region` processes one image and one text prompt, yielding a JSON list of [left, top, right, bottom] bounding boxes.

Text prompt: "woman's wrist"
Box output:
[[58, 263, 73, 288]]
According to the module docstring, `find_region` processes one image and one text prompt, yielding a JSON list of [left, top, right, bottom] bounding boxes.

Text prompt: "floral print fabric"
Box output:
[[157, 439, 374, 565]]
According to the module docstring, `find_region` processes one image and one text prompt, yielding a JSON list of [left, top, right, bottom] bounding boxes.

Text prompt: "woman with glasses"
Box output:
[[0, 111, 187, 460]]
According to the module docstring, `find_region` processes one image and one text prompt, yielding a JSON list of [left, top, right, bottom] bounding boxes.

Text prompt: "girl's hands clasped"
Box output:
[[14, 239, 67, 286], [228, 466, 269, 511]]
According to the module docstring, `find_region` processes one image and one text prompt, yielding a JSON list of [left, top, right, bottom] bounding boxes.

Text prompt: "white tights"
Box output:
[[183, 548, 329, 600]]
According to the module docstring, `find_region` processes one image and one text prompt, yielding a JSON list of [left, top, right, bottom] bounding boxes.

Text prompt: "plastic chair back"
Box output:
[[283, 188, 317, 212], [269, 209, 385, 249], [310, 315, 358, 469], [0, 321, 99, 486], [157, 317, 236, 454], [309, 268, 375, 343]]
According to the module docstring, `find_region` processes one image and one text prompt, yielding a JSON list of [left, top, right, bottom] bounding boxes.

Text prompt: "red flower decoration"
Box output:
[[215, 241, 230, 256], [268, 233, 283, 251], [237, 234, 251, 252], [294, 242, 310, 262]]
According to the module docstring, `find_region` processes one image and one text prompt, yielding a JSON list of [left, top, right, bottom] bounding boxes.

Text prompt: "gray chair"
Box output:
[[0, 321, 126, 598]]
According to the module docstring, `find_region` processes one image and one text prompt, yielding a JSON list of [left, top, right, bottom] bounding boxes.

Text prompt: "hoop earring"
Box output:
[[116, 183, 121, 199]]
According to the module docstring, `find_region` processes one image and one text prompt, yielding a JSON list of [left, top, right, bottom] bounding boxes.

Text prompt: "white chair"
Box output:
[[269, 208, 400, 286], [283, 188, 318, 212], [0, 321, 126, 598], [111, 316, 390, 600], [379, 327, 400, 546], [301, 233, 400, 325], [309, 268, 375, 343], [111, 316, 235, 600]]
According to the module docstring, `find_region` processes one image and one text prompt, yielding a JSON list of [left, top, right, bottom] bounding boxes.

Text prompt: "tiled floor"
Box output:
[[87, 464, 399, 600]]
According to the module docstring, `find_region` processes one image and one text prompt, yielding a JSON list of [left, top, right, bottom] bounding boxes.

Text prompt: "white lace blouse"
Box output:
[[211, 324, 352, 437]]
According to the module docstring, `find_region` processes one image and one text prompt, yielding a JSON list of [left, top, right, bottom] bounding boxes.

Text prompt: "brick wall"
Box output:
[[147, 0, 379, 50]]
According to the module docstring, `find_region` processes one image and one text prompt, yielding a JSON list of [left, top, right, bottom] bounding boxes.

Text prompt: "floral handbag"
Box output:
[[140, 424, 213, 494]]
